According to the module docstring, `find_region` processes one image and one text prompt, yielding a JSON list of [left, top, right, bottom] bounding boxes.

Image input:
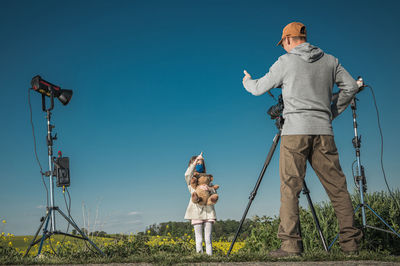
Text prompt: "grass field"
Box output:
[[1, 232, 400, 265], [1, 190, 400, 264]]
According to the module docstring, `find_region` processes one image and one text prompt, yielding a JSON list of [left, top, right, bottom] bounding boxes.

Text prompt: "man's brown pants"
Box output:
[[278, 135, 362, 253]]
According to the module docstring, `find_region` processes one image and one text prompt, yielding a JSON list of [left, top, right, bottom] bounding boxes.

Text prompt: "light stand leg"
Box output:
[[24, 210, 50, 257], [55, 208, 105, 255], [358, 171, 367, 227], [328, 202, 400, 250], [37, 208, 52, 256], [364, 204, 400, 237], [227, 131, 281, 256]]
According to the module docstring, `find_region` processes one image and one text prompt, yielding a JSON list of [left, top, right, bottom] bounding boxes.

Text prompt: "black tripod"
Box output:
[[227, 118, 328, 256], [25, 92, 104, 257], [327, 96, 400, 250]]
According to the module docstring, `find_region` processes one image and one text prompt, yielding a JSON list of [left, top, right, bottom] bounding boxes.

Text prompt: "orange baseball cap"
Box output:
[[277, 22, 307, 46]]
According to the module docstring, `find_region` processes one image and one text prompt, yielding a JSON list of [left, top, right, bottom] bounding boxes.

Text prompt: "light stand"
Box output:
[[227, 117, 328, 255], [25, 91, 104, 257], [328, 96, 400, 250]]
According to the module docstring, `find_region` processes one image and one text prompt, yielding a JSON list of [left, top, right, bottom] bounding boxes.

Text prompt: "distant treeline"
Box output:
[[71, 229, 108, 237], [140, 219, 256, 241], [72, 219, 255, 241]]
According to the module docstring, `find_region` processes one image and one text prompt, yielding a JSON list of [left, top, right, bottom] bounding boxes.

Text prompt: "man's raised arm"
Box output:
[[242, 59, 283, 96]]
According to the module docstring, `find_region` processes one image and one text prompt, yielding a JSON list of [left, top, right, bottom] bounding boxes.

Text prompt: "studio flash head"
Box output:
[[31, 75, 73, 106]]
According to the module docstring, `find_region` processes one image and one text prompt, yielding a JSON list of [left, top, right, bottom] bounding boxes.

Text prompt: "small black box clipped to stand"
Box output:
[[55, 156, 70, 187]]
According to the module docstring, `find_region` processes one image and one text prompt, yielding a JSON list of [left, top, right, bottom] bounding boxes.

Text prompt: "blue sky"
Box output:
[[0, 0, 399, 235]]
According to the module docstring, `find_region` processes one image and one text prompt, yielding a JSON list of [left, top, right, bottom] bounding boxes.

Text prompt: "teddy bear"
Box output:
[[190, 173, 219, 206]]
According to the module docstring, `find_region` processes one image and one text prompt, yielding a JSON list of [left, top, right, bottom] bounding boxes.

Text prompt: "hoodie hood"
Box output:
[[289, 42, 324, 63]]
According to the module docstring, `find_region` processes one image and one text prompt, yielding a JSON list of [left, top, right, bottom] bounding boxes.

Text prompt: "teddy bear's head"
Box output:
[[196, 173, 213, 185]]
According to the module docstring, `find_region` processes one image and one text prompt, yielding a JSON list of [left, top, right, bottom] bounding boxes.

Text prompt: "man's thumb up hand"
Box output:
[[243, 70, 252, 85]]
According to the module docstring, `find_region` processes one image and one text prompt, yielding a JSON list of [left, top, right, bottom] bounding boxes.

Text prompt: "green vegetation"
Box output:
[[143, 219, 253, 240], [1, 189, 399, 264]]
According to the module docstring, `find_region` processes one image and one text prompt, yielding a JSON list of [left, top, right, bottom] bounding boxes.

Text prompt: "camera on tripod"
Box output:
[[267, 94, 284, 129], [267, 94, 284, 119]]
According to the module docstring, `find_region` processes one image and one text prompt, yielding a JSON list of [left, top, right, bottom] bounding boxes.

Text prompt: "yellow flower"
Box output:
[[8, 241, 12, 247], [2, 220, 6, 224], [147, 230, 151, 234], [24, 237, 28, 242]]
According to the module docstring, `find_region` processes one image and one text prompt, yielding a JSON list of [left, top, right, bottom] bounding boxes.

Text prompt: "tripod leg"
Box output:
[[227, 131, 281, 256], [56, 208, 105, 256], [302, 181, 328, 251], [24, 211, 50, 257]]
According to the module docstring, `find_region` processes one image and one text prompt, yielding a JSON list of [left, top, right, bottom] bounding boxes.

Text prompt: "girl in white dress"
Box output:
[[184, 152, 217, 255]]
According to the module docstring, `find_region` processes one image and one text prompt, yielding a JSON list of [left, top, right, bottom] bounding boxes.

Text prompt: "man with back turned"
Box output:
[[242, 22, 362, 257]]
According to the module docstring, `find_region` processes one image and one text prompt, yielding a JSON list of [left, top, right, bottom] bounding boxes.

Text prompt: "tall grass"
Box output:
[[244, 189, 400, 254]]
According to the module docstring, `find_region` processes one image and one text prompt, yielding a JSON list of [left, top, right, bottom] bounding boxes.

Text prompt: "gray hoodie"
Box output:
[[244, 42, 358, 135]]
